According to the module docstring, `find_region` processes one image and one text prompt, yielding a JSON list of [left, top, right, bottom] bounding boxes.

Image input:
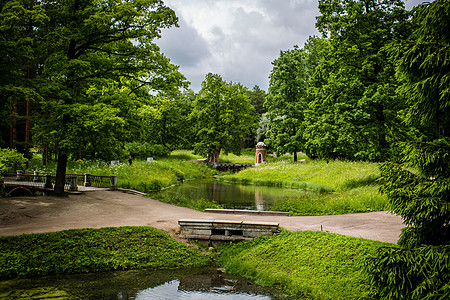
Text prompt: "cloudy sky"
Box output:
[[157, 0, 431, 92]]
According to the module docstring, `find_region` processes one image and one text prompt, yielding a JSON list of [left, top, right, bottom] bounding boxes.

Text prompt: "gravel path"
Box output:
[[0, 190, 403, 244]]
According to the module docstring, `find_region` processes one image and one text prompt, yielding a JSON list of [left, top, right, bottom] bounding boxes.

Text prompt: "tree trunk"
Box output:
[[207, 148, 220, 164], [294, 151, 298, 162], [54, 151, 68, 195], [42, 143, 48, 165]]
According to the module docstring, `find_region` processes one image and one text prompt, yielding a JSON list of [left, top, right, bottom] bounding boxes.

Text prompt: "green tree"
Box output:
[[266, 43, 313, 162], [304, 0, 410, 161], [139, 91, 194, 150], [0, 0, 47, 152], [246, 85, 267, 116], [365, 1, 450, 298], [23, 0, 185, 194], [191, 73, 257, 163]]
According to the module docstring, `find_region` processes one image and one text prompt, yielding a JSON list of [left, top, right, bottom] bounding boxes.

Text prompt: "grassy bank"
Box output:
[[0, 227, 394, 299], [28, 150, 217, 193], [218, 230, 394, 299], [0, 227, 211, 280], [219, 158, 386, 215]]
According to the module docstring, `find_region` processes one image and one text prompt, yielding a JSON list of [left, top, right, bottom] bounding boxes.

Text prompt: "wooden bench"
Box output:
[[178, 219, 280, 241]]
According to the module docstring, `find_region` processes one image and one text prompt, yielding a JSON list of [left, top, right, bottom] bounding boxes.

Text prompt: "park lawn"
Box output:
[[219, 230, 394, 300]]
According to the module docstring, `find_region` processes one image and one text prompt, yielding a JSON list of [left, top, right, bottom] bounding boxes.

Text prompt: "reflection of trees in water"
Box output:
[[207, 181, 220, 201], [254, 190, 265, 211]]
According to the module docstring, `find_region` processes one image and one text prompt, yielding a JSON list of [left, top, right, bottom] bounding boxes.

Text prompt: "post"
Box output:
[[84, 173, 91, 187], [33, 171, 40, 182], [44, 174, 52, 189], [110, 175, 118, 190], [16, 170, 23, 181], [69, 176, 78, 191]]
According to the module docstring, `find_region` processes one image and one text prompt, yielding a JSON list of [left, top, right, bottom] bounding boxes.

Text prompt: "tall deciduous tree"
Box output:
[[304, 0, 410, 161], [191, 73, 257, 163], [266, 46, 308, 162], [27, 0, 185, 194], [365, 1, 450, 298]]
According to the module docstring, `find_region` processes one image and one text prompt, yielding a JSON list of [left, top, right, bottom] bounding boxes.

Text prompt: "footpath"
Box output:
[[0, 190, 403, 244]]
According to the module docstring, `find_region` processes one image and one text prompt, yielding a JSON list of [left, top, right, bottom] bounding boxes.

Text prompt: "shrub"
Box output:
[[125, 142, 170, 159], [0, 148, 28, 173]]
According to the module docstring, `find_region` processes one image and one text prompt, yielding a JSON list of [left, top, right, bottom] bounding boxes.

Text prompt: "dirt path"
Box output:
[[0, 190, 403, 244]]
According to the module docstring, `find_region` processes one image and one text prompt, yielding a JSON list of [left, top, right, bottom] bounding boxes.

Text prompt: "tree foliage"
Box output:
[[0, 0, 186, 193], [266, 46, 308, 162], [191, 73, 257, 163], [366, 1, 450, 298], [304, 0, 410, 161]]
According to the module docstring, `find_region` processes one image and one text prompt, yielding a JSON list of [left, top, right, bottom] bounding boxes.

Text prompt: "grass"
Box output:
[[26, 150, 386, 214], [27, 150, 218, 193], [218, 157, 387, 215], [0, 226, 212, 280], [218, 230, 395, 299], [150, 193, 223, 211]]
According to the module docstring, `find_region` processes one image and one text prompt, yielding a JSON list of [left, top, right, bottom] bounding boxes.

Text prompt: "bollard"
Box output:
[[33, 171, 40, 182], [69, 176, 78, 191], [110, 175, 118, 190], [16, 170, 24, 181], [84, 173, 91, 187], [44, 174, 53, 189]]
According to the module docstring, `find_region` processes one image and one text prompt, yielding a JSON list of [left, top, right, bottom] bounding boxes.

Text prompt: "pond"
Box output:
[[0, 268, 291, 299], [154, 179, 301, 211]]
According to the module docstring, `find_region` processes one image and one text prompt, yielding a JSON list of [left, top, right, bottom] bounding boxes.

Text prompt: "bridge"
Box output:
[[1, 171, 117, 196]]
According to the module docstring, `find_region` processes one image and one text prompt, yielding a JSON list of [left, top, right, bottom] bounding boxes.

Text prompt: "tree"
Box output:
[[139, 91, 194, 150], [0, 1, 47, 153], [265, 44, 311, 162], [365, 1, 450, 298], [246, 85, 267, 115], [18, 0, 186, 194], [304, 0, 410, 161], [191, 73, 257, 163]]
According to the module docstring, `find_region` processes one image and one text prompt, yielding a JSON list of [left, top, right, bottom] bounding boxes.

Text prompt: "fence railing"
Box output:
[[1, 171, 117, 192]]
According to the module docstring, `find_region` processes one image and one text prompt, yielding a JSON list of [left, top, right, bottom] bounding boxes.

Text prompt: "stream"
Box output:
[[0, 268, 291, 299]]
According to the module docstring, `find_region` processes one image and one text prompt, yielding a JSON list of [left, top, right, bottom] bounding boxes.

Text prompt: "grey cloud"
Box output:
[[157, 17, 211, 68]]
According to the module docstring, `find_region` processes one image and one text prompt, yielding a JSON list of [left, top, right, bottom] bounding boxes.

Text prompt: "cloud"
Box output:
[[157, 17, 211, 68], [157, 0, 430, 92]]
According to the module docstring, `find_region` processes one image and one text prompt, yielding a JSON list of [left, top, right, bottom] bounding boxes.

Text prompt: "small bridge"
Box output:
[[178, 219, 280, 242], [1, 171, 117, 196]]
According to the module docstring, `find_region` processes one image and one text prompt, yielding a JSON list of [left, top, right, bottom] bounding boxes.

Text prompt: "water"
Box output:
[[155, 179, 301, 211], [0, 268, 288, 299]]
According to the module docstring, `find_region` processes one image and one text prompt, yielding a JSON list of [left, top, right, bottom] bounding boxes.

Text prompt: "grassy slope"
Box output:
[[219, 230, 394, 299], [219, 158, 386, 215], [0, 227, 211, 280]]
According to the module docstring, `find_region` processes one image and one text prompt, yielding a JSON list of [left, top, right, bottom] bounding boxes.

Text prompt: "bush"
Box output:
[[0, 148, 28, 173], [124, 142, 170, 159]]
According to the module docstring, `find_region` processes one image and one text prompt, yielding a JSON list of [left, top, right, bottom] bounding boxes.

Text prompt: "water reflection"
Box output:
[[0, 268, 286, 299], [155, 180, 301, 211]]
